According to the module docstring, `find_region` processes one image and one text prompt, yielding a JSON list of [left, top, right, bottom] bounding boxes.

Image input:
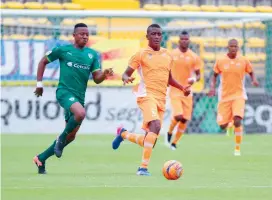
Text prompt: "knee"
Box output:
[[220, 124, 228, 130], [74, 109, 86, 121], [67, 134, 76, 142], [148, 120, 161, 134], [180, 118, 187, 124], [174, 115, 183, 122], [233, 117, 242, 127]]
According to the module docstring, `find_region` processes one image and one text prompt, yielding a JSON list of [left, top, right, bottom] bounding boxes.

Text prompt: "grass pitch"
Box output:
[[1, 134, 272, 200]]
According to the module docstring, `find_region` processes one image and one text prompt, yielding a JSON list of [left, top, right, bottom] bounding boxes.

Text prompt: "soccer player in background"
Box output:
[[208, 39, 259, 156], [111, 24, 191, 176], [167, 31, 202, 150], [33, 23, 114, 174]]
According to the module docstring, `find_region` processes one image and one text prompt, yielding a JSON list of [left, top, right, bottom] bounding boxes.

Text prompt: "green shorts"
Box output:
[[56, 89, 84, 122]]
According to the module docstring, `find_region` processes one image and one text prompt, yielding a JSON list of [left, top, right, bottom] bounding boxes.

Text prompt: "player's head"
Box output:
[[73, 23, 89, 48], [146, 24, 162, 50], [227, 39, 239, 56], [179, 31, 190, 50]]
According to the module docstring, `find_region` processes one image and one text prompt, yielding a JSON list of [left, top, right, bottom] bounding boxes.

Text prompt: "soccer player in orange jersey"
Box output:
[[208, 39, 259, 156], [112, 24, 191, 176], [167, 31, 202, 150]]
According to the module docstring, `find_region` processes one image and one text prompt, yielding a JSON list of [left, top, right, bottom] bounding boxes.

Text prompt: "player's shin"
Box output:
[[59, 116, 81, 142], [38, 140, 56, 162], [140, 132, 157, 168], [234, 126, 243, 151], [172, 122, 187, 145], [121, 131, 144, 147]]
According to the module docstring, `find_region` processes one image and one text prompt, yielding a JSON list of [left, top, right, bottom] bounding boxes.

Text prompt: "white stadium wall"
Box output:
[[1, 87, 272, 134]]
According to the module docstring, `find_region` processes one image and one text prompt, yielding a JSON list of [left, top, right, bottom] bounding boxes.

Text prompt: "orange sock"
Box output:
[[172, 122, 186, 145], [140, 132, 157, 169], [234, 126, 243, 151], [121, 131, 144, 147]]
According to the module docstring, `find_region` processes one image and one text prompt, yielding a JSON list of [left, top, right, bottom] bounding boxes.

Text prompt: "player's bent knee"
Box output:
[[233, 117, 242, 127], [75, 109, 86, 121], [220, 124, 228, 130], [174, 115, 183, 122], [148, 120, 161, 134], [181, 118, 187, 124]]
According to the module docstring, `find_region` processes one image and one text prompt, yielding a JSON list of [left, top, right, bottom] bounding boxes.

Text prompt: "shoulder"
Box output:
[[161, 48, 173, 58], [216, 55, 227, 63]]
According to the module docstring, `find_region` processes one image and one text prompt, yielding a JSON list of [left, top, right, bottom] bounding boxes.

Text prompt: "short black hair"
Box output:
[[74, 23, 88, 32], [147, 24, 161, 33], [180, 30, 189, 35], [228, 38, 238, 45]]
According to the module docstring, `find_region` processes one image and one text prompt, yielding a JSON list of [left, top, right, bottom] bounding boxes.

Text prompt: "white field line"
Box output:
[[3, 185, 272, 190]]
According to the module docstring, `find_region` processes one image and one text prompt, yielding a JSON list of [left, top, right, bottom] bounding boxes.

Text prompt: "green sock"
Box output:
[[38, 140, 56, 163], [59, 116, 81, 142], [37, 134, 76, 163]]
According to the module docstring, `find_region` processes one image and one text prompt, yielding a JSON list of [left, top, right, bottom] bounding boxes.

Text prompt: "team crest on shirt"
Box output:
[[88, 53, 93, 59], [236, 62, 241, 67], [148, 53, 152, 59]]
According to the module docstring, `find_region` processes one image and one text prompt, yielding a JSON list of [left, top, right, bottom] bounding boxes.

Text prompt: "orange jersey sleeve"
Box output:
[[245, 58, 253, 73], [128, 51, 141, 70], [213, 60, 221, 74]]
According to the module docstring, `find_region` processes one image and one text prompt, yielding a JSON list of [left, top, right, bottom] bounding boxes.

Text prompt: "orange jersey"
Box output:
[[128, 46, 172, 99], [213, 55, 253, 102], [169, 48, 202, 98]]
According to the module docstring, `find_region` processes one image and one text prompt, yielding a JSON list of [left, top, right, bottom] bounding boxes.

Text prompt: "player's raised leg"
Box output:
[[112, 126, 145, 150]]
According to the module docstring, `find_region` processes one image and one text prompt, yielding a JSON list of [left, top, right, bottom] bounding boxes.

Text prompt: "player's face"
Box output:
[[73, 27, 89, 47], [228, 40, 238, 55], [147, 27, 162, 49], [179, 34, 190, 49]]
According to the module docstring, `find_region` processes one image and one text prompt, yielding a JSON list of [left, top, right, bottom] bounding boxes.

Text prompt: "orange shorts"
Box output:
[[217, 99, 245, 125], [137, 96, 166, 131], [170, 96, 193, 120]]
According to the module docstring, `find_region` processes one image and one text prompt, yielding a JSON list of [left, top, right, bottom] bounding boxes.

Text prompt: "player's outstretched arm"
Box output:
[[168, 71, 191, 96], [122, 67, 135, 85], [208, 72, 218, 97], [92, 68, 114, 84], [34, 56, 49, 97], [249, 72, 259, 87]]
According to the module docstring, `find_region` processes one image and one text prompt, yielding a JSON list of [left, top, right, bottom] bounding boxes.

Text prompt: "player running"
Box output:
[[167, 31, 202, 150], [111, 24, 191, 176], [208, 39, 259, 156], [33, 23, 114, 174]]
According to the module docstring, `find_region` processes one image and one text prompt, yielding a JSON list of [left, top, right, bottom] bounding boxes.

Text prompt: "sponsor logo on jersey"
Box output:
[[67, 52, 72, 56], [66, 62, 90, 70], [69, 97, 75, 101]]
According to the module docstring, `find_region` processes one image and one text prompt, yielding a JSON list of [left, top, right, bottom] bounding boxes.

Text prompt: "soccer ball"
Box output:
[[162, 160, 183, 180]]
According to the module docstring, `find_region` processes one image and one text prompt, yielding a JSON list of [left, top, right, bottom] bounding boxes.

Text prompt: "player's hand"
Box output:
[[207, 88, 216, 97], [122, 76, 135, 85], [182, 85, 191, 96], [103, 68, 114, 78], [34, 87, 43, 97], [187, 77, 196, 85], [251, 79, 259, 87]]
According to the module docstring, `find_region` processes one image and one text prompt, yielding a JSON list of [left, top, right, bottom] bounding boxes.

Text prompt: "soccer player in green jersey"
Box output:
[[33, 23, 113, 174]]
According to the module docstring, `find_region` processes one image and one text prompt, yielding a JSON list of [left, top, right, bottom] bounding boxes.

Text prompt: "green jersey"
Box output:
[[46, 44, 101, 101]]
